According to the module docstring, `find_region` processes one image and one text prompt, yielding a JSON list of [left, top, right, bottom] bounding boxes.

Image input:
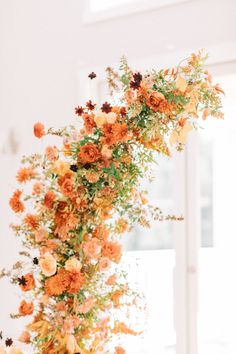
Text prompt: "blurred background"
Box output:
[[0, 1, 236, 353]]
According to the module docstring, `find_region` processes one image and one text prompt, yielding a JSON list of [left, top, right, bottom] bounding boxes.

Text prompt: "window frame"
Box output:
[[83, 0, 191, 24]]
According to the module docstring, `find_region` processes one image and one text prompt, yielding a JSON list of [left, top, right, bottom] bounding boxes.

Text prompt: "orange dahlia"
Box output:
[[9, 189, 25, 213]]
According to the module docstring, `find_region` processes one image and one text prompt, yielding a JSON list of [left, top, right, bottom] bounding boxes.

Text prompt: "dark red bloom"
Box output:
[[101, 102, 112, 113], [120, 107, 127, 117], [88, 72, 96, 79], [86, 100, 96, 110], [130, 72, 142, 90], [17, 276, 27, 286], [5, 338, 13, 347], [75, 106, 84, 116]]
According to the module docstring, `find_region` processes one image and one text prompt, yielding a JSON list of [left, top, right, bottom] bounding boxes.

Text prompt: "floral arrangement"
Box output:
[[1, 51, 223, 354]]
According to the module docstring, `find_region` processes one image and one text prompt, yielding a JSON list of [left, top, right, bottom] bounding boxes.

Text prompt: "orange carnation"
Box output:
[[9, 189, 25, 213], [44, 269, 70, 296], [78, 143, 101, 164], [43, 191, 56, 209], [20, 273, 35, 292], [24, 214, 39, 230], [33, 122, 45, 138], [16, 167, 35, 183], [102, 241, 122, 263], [67, 270, 85, 294], [19, 300, 34, 316]]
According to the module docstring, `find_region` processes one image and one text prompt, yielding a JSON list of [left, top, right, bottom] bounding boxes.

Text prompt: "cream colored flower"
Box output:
[[9, 348, 23, 354], [94, 111, 107, 127], [65, 258, 82, 273], [176, 76, 188, 92], [65, 334, 80, 354], [101, 145, 113, 159], [106, 112, 117, 124], [39, 252, 57, 277]]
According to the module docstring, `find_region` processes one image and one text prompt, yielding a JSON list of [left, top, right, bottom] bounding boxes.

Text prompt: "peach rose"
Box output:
[[124, 88, 138, 103], [146, 91, 165, 112], [94, 111, 107, 127], [98, 257, 110, 272], [77, 297, 95, 314], [101, 145, 113, 159], [78, 143, 101, 164], [39, 252, 57, 277], [45, 145, 58, 161], [106, 112, 117, 124], [65, 334, 80, 354], [65, 258, 82, 273], [19, 300, 34, 316], [51, 161, 70, 176], [19, 331, 30, 343], [9, 348, 23, 354], [82, 239, 101, 259]]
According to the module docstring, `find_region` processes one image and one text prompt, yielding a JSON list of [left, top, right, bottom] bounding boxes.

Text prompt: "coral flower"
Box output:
[[19, 331, 30, 343], [101, 145, 113, 159], [67, 270, 85, 294], [16, 167, 35, 183], [93, 225, 110, 240], [32, 182, 43, 195], [9, 189, 25, 213], [20, 273, 35, 291], [82, 113, 96, 133], [33, 122, 45, 138], [77, 297, 95, 314], [102, 241, 122, 263], [19, 300, 34, 316], [43, 190, 56, 209], [78, 143, 101, 164], [39, 252, 57, 277], [106, 274, 117, 286], [115, 347, 126, 354], [24, 214, 39, 230], [45, 145, 58, 161]]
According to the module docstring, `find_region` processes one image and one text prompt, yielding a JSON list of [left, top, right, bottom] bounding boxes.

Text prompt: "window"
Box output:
[[83, 0, 190, 23]]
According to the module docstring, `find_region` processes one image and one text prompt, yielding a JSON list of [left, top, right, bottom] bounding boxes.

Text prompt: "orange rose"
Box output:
[[20, 273, 35, 291], [33, 122, 45, 138], [19, 300, 34, 316], [101, 145, 113, 159], [39, 252, 57, 277], [146, 91, 165, 112], [43, 191, 56, 209], [78, 143, 101, 164]]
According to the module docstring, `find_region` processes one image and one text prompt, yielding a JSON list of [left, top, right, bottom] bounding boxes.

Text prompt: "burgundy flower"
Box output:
[[101, 102, 112, 113], [5, 338, 13, 347], [75, 106, 84, 116], [88, 72, 96, 79], [130, 72, 142, 90], [86, 100, 96, 110]]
